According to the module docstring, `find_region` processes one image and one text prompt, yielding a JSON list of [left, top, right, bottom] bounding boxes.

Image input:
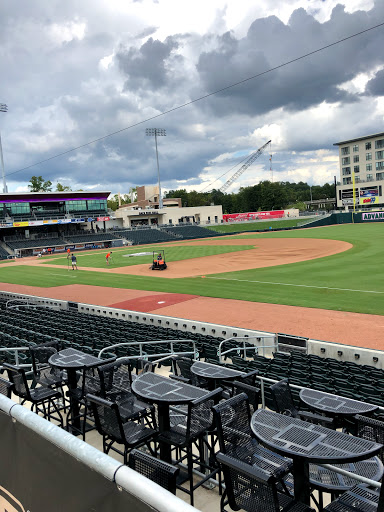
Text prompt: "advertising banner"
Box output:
[[0, 412, 153, 512], [362, 212, 384, 221], [223, 210, 285, 222], [97, 216, 110, 221], [85, 243, 102, 249], [360, 196, 379, 205], [359, 188, 379, 205], [13, 222, 28, 227]]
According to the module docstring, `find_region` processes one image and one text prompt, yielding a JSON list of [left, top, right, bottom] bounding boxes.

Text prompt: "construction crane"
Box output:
[[219, 139, 271, 193]]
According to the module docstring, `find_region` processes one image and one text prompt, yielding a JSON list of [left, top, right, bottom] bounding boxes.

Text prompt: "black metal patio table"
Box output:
[[300, 388, 378, 417], [191, 361, 245, 390], [251, 409, 382, 505], [49, 348, 105, 433], [132, 372, 209, 462]]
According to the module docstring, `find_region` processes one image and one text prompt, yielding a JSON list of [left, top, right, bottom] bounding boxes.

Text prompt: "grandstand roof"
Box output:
[[0, 191, 110, 203]]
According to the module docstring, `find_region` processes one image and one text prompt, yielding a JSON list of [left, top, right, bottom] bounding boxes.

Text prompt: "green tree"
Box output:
[[287, 201, 306, 211], [28, 176, 52, 192], [56, 183, 71, 191], [107, 193, 130, 211]]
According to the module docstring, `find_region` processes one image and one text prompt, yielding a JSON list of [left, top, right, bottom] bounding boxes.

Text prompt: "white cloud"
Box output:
[[47, 20, 86, 44]]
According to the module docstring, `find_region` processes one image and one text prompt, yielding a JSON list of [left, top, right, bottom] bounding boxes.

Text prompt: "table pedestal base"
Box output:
[[293, 459, 310, 505]]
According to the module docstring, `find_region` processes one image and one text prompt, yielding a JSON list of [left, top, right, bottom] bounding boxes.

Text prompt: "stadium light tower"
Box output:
[[0, 103, 8, 193], [146, 128, 166, 209]]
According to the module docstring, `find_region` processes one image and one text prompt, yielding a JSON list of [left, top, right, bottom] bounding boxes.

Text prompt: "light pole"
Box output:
[[146, 128, 166, 209], [0, 103, 7, 193]]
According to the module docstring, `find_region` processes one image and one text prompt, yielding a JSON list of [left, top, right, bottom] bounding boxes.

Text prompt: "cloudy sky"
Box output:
[[1, 0, 383, 196]]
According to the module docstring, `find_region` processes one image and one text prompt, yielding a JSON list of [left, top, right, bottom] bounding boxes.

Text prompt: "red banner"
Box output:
[[223, 210, 284, 222]]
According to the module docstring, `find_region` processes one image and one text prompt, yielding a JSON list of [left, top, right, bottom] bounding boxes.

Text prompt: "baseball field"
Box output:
[[0, 222, 383, 347]]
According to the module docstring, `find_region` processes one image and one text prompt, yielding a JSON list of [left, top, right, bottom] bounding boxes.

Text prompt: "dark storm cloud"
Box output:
[[116, 36, 180, 90], [2, 0, 384, 192], [365, 69, 384, 96], [195, 3, 384, 116]]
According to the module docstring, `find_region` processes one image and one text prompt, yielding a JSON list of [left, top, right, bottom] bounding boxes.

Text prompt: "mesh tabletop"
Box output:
[[132, 373, 209, 405], [284, 457, 383, 492], [251, 409, 382, 464], [300, 388, 378, 416], [191, 361, 245, 380], [49, 348, 103, 369], [326, 484, 380, 512]]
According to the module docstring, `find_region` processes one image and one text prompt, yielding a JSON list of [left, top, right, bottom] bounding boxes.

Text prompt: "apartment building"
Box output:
[[334, 132, 384, 209]]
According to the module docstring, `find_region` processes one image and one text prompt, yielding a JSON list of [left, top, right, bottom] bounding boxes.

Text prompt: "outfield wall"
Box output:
[[303, 211, 384, 228]]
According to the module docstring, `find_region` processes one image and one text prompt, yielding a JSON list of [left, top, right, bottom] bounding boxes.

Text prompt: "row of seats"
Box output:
[[0, 302, 223, 367], [224, 350, 384, 409], [66, 233, 118, 243], [113, 229, 176, 245], [6, 237, 65, 249], [163, 225, 218, 239], [0, 246, 10, 260]]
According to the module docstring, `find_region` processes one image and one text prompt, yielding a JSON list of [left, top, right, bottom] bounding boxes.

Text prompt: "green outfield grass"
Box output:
[[0, 223, 383, 315], [207, 218, 307, 233], [44, 244, 254, 268]]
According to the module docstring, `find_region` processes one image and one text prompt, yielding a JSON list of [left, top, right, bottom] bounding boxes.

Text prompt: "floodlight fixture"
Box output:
[[145, 128, 166, 209]]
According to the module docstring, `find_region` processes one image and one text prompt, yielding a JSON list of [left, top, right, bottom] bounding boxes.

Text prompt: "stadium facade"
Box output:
[[334, 132, 384, 210]]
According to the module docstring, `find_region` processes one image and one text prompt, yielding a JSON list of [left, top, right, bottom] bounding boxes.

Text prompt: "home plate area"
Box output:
[[108, 293, 199, 312]]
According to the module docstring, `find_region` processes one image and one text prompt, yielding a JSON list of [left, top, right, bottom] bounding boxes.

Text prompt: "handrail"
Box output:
[[218, 335, 277, 362], [0, 346, 33, 368], [98, 339, 198, 359], [255, 373, 384, 413]]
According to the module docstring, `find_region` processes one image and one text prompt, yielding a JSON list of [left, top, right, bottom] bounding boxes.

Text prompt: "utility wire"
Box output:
[[5, 20, 384, 179]]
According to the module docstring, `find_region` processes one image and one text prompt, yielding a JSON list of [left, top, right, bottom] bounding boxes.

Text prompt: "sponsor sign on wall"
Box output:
[[359, 188, 379, 205], [223, 210, 285, 222], [362, 212, 384, 220], [97, 216, 110, 221], [12, 218, 87, 228]]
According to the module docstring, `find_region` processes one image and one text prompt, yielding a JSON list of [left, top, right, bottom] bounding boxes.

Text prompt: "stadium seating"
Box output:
[[162, 225, 218, 239], [0, 247, 10, 260], [1, 299, 384, 413], [6, 237, 66, 249], [112, 229, 175, 245], [66, 233, 119, 243]]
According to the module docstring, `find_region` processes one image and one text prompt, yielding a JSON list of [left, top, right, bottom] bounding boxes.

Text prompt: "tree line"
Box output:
[[165, 181, 335, 213], [27, 176, 335, 212]]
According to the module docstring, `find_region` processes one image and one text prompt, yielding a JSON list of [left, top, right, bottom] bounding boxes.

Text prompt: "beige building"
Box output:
[[115, 185, 223, 228], [334, 132, 384, 209]]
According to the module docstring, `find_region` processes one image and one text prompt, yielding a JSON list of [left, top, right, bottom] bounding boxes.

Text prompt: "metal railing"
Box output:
[[0, 346, 32, 368], [218, 336, 277, 362], [98, 339, 198, 361]]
